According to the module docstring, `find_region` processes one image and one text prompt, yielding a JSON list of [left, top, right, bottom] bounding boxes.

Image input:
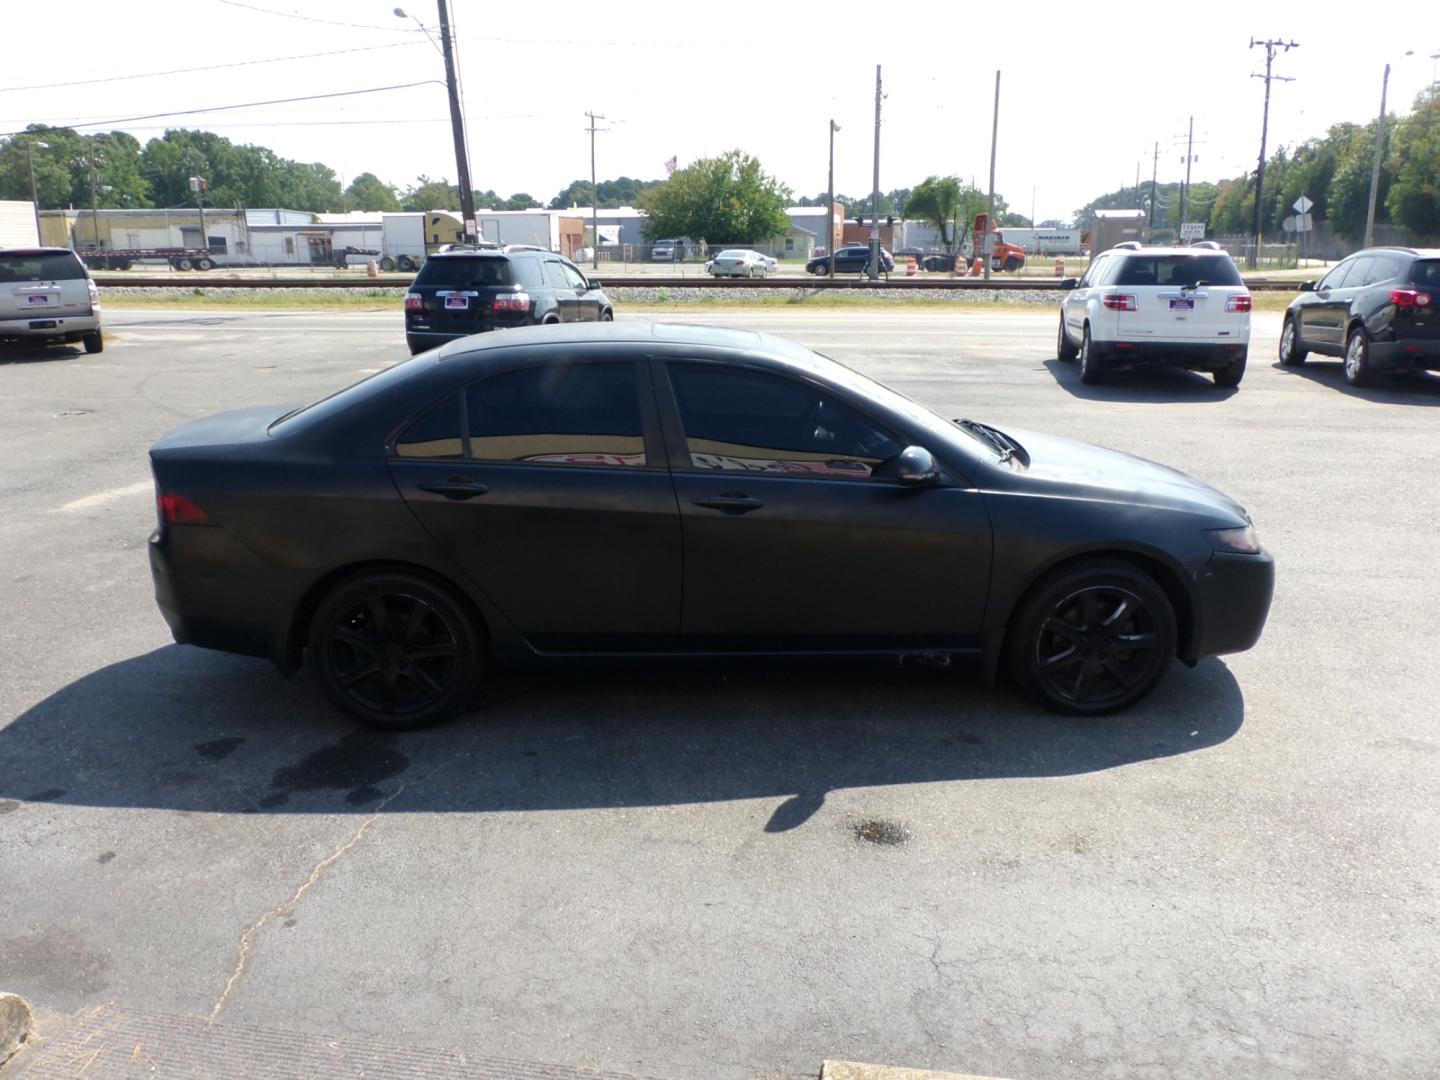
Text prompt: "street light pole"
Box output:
[[586, 111, 607, 270], [984, 69, 1000, 284], [827, 119, 839, 281], [869, 65, 882, 282], [1364, 52, 1412, 249]]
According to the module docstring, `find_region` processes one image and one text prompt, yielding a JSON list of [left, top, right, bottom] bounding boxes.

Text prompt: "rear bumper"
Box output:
[[1369, 339, 1440, 372], [1095, 339, 1248, 371], [0, 311, 99, 342], [1187, 551, 1275, 661]]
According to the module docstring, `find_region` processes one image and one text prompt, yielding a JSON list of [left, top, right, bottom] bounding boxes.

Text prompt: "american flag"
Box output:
[[664, 156, 677, 175]]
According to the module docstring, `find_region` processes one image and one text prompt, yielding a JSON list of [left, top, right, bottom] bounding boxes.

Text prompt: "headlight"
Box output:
[[1207, 525, 1261, 553]]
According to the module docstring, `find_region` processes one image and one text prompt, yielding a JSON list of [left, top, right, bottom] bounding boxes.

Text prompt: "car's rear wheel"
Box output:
[[1343, 326, 1375, 387], [83, 330, 104, 354], [1079, 325, 1105, 384], [1009, 559, 1176, 716], [1213, 350, 1246, 388], [309, 571, 482, 730], [1057, 314, 1078, 362], [1278, 316, 1306, 366]]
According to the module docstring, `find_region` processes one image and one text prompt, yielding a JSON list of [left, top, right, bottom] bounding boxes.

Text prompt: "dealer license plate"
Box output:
[[444, 295, 469, 310], [26, 294, 50, 306], [1169, 297, 1194, 311]]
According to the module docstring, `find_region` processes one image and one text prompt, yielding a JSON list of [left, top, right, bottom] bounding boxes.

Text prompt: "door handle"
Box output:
[[418, 479, 489, 500], [692, 495, 764, 513]]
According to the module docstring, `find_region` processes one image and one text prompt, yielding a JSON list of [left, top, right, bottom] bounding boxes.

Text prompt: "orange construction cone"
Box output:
[[970, 257, 984, 277]]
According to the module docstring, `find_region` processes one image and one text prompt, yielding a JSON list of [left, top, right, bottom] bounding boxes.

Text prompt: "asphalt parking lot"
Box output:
[[2, 304, 1439, 1079]]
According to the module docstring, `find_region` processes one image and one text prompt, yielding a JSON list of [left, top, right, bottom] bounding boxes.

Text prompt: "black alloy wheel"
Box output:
[[1057, 313, 1078, 362], [1278, 316, 1306, 366], [1010, 560, 1176, 715], [1079, 325, 1105, 384], [309, 571, 481, 729]]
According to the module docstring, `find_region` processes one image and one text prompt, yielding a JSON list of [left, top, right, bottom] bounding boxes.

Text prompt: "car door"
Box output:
[[1306, 258, 1365, 351], [560, 259, 601, 320], [1065, 253, 1108, 340], [387, 358, 681, 648], [542, 257, 582, 321], [654, 358, 993, 648]]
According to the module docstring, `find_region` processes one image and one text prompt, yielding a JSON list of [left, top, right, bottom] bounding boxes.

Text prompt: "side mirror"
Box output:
[[1298, 280, 1316, 292], [587, 279, 601, 291], [896, 446, 940, 487], [1060, 277, 1079, 290]]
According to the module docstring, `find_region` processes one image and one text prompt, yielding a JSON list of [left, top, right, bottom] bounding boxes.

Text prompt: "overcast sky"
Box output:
[[3, 0, 1437, 221]]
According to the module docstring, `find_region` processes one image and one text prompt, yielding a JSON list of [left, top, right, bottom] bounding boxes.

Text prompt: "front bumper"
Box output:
[[1188, 551, 1275, 661]]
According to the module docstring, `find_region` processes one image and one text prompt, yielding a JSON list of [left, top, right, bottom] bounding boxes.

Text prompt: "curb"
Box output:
[[822, 1061, 1010, 1080], [0, 992, 32, 1065]]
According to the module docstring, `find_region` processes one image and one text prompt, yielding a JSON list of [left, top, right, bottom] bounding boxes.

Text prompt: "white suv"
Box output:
[[1057, 243, 1250, 387], [0, 247, 104, 353]]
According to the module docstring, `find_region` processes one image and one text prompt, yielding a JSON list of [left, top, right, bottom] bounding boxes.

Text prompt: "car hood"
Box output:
[[996, 426, 1250, 523]]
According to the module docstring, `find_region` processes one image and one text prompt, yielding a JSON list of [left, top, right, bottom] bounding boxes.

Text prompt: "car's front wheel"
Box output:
[[1009, 559, 1176, 716], [600, 308, 614, 321], [1213, 349, 1246, 388], [1278, 316, 1307, 366], [1343, 326, 1375, 387], [308, 571, 483, 730], [1079, 325, 1105, 384], [1057, 313, 1078, 362]]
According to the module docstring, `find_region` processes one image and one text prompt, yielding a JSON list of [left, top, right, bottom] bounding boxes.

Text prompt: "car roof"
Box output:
[[0, 246, 80, 256], [435, 320, 766, 359], [1103, 246, 1236, 258]]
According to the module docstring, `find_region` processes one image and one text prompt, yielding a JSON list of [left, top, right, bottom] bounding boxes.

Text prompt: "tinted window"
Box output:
[[1079, 255, 1107, 287], [668, 364, 901, 480], [1318, 260, 1355, 291], [465, 363, 645, 467], [0, 252, 86, 282], [394, 394, 464, 459], [1361, 255, 1403, 286], [1114, 255, 1242, 287], [1339, 257, 1374, 289], [1412, 259, 1440, 289], [509, 255, 545, 291], [542, 260, 571, 290], [414, 257, 513, 288], [561, 262, 588, 290]]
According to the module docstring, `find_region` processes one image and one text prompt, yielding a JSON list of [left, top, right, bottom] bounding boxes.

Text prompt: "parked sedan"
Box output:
[[705, 249, 770, 278], [149, 323, 1273, 729]]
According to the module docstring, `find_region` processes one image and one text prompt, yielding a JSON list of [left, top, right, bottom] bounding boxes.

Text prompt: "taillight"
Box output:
[[1226, 294, 1253, 312], [157, 492, 210, 526], [493, 293, 531, 312], [88, 279, 101, 307], [404, 292, 423, 311], [1102, 293, 1137, 311], [1390, 289, 1432, 308]]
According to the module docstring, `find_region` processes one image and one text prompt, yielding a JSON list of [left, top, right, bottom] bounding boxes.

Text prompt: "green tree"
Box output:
[[1386, 88, 1440, 239], [1327, 122, 1386, 239], [549, 175, 663, 210], [502, 192, 540, 210], [638, 150, 791, 243], [905, 176, 963, 246], [403, 175, 459, 211], [345, 172, 400, 211]]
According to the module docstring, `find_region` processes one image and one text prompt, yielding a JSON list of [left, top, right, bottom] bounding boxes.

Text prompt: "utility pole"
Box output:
[[586, 111, 607, 270], [25, 139, 47, 243], [436, 0, 476, 244], [984, 69, 1000, 283], [1249, 36, 1299, 268], [1149, 141, 1158, 231], [1364, 61, 1399, 248], [1179, 116, 1194, 237], [828, 119, 839, 280], [869, 65, 882, 281], [87, 152, 101, 252]]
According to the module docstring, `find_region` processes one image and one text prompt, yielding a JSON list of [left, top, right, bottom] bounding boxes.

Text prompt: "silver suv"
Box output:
[[0, 247, 104, 353]]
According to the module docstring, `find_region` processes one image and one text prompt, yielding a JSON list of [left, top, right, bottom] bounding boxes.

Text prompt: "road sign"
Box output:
[[1282, 215, 1297, 233], [1293, 195, 1314, 214], [1295, 212, 1313, 233], [1179, 222, 1205, 241]]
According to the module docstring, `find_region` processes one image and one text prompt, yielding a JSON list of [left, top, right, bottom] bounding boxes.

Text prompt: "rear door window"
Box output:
[[1339, 257, 1374, 290], [560, 262, 589, 290], [394, 394, 464, 459], [0, 252, 86, 282], [1411, 260, 1440, 290], [509, 255, 545, 291], [542, 260, 572, 291], [464, 362, 646, 467], [1317, 260, 1355, 291], [1114, 256, 1242, 287], [1362, 256, 1403, 286]]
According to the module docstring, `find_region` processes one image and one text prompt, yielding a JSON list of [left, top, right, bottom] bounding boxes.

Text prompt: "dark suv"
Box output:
[[1280, 247, 1440, 386], [404, 248, 613, 355], [806, 244, 894, 275]]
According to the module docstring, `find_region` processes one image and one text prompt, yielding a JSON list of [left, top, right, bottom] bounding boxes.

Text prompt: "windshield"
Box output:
[[0, 252, 86, 282]]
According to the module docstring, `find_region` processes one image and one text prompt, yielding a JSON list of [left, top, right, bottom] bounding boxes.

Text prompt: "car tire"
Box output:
[[1057, 313, 1078, 362], [1008, 558, 1176, 716], [811, 263, 827, 276], [398, 255, 416, 272], [1079, 325, 1105, 384], [601, 308, 614, 321], [1343, 325, 1375, 387], [1213, 350, 1246, 388], [1278, 316, 1307, 366], [83, 330, 104, 355], [308, 570, 482, 730]]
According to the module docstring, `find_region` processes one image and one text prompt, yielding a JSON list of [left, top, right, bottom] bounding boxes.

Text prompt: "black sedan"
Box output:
[[149, 322, 1274, 728]]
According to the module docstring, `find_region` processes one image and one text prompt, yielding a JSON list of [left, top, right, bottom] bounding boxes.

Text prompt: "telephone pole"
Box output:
[[1149, 141, 1158, 230], [1249, 36, 1299, 268], [984, 69, 1000, 283], [435, 0, 476, 244], [1179, 116, 1194, 236], [827, 119, 839, 280], [868, 65, 882, 281], [585, 111, 607, 269]]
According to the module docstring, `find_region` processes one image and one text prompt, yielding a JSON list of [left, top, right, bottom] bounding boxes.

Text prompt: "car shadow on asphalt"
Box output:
[[0, 646, 1245, 832], [1041, 358, 1237, 402], [0, 344, 84, 366], [1268, 359, 1440, 406]]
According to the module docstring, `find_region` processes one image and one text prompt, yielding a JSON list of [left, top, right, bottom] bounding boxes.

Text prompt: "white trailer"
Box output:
[[995, 227, 1084, 256], [0, 201, 39, 246], [380, 213, 428, 271]]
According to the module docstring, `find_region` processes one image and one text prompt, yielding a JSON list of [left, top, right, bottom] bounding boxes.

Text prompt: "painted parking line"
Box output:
[[60, 480, 152, 512]]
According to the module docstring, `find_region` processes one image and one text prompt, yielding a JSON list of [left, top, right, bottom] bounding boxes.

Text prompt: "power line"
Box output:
[[0, 82, 441, 137], [214, 0, 424, 32], [0, 42, 428, 94]]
